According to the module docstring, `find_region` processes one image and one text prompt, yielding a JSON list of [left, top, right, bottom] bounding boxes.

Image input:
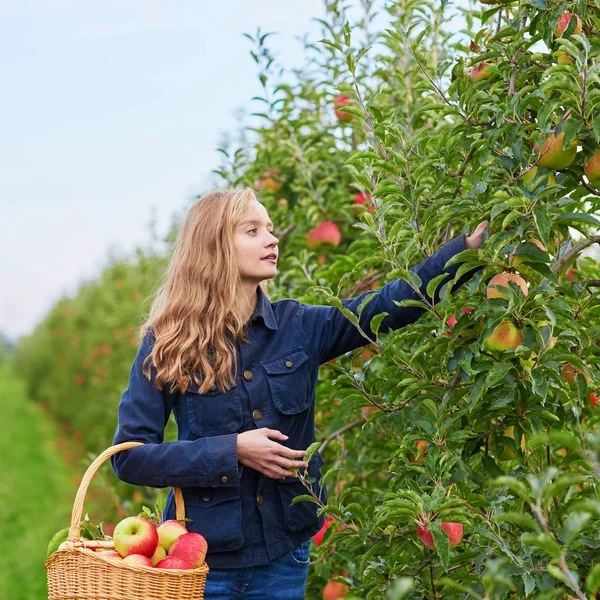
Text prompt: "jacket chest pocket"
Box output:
[[185, 382, 242, 436], [260, 347, 311, 415]]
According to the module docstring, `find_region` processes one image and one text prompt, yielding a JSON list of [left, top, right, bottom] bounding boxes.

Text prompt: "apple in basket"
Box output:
[[168, 532, 208, 568], [157, 519, 188, 551], [155, 556, 194, 570], [122, 554, 154, 567], [113, 516, 159, 558]]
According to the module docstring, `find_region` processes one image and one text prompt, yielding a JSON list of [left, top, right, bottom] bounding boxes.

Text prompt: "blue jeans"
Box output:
[[203, 539, 311, 599]]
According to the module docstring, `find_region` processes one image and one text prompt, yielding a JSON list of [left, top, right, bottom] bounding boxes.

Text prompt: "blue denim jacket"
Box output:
[[111, 233, 479, 568]]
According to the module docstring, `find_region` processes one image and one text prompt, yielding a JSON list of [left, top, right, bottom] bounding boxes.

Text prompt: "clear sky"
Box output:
[[0, 0, 333, 341]]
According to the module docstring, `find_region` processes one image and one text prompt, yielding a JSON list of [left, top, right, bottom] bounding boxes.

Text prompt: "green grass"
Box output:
[[0, 359, 75, 599]]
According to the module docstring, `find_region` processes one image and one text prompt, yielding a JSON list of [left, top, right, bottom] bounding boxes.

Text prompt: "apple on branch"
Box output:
[[486, 273, 528, 299], [333, 95, 355, 122], [484, 321, 523, 352], [534, 131, 578, 171], [322, 572, 350, 599], [416, 515, 463, 550], [306, 222, 341, 248], [584, 151, 600, 188]]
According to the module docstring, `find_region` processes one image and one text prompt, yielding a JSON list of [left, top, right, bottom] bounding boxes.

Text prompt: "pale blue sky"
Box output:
[[1, 0, 333, 340], [0, 1, 495, 342]]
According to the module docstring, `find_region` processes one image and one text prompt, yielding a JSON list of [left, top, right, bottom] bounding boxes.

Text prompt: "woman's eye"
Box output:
[[248, 229, 257, 234]]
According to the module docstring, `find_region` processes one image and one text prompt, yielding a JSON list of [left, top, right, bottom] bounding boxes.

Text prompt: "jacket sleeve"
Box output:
[[299, 233, 482, 364], [110, 329, 242, 488]]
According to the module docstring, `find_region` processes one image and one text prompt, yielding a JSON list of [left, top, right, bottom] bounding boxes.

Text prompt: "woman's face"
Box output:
[[234, 198, 279, 284]]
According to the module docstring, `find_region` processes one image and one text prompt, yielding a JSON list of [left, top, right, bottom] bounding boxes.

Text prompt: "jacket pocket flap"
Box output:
[[260, 347, 309, 375], [184, 485, 241, 509]]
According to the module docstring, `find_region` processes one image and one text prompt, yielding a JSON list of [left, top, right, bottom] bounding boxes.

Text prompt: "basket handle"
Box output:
[[68, 442, 185, 542]]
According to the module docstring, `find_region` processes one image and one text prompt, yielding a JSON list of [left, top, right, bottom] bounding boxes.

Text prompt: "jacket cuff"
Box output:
[[209, 433, 242, 487]]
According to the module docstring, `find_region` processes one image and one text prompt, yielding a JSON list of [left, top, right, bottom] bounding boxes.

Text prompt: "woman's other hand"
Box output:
[[237, 429, 309, 479], [466, 220, 489, 250]]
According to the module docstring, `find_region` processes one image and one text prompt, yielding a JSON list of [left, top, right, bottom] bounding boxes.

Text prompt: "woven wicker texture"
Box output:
[[45, 442, 208, 599]]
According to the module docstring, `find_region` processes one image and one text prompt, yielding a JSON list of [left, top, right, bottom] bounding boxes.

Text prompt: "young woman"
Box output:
[[111, 188, 487, 599]]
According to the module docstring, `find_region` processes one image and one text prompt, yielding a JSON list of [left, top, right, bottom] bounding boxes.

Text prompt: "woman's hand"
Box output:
[[465, 220, 489, 250], [237, 429, 309, 479]]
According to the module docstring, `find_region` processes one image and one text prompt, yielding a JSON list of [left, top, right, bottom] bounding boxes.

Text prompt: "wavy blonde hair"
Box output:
[[140, 188, 270, 394]]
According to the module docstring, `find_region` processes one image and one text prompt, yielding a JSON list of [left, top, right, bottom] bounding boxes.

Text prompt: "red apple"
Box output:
[[486, 273, 528, 299], [352, 192, 373, 214], [253, 171, 283, 193], [584, 151, 600, 188], [361, 405, 378, 417], [555, 12, 582, 37], [312, 516, 335, 546], [154, 556, 194, 570], [469, 62, 493, 81], [484, 321, 523, 352], [417, 516, 463, 549], [590, 392, 598, 408], [157, 520, 187, 552], [113, 516, 159, 558], [306, 222, 341, 248], [534, 131, 577, 170], [561, 363, 591, 390], [565, 267, 578, 281], [122, 554, 154, 568], [168, 532, 208, 568], [322, 574, 350, 599], [333, 95, 355, 122]]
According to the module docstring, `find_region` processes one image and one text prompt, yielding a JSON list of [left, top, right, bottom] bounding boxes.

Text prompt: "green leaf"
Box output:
[[47, 527, 70, 558], [431, 521, 450, 570], [486, 362, 513, 387], [426, 274, 451, 300], [556, 212, 600, 227], [586, 563, 600, 594], [520, 533, 562, 558], [290, 494, 321, 506], [386, 577, 415, 600]]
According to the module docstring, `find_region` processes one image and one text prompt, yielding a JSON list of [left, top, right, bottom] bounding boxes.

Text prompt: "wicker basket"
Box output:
[[45, 441, 209, 600]]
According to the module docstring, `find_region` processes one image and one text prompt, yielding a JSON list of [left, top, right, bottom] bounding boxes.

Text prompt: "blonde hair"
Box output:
[[140, 188, 270, 394]]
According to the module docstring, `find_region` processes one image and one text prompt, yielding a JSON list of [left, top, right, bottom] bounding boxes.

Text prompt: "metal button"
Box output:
[[202, 496, 211, 502], [243, 369, 253, 381], [257, 495, 264, 506], [221, 475, 228, 484], [285, 361, 293, 368], [252, 409, 262, 421]]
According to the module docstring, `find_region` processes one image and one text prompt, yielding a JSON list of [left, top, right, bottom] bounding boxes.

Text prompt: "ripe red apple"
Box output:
[[555, 12, 582, 37], [486, 273, 528, 299], [584, 151, 600, 188], [333, 95, 355, 122], [122, 554, 154, 567], [352, 192, 373, 214], [565, 267, 578, 281], [469, 62, 493, 81], [417, 517, 463, 549], [253, 171, 283, 193], [154, 556, 194, 570], [484, 321, 523, 352], [318, 255, 327, 265], [534, 131, 577, 170], [157, 520, 187, 552], [322, 575, 350, 599], [306, 222, 341, 248], [168, 532, 208, 568], [113, 516, 159, 558], [590, 392, 598, 408], [561, 363, 591, 390], [312, 516, 335, 546]]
